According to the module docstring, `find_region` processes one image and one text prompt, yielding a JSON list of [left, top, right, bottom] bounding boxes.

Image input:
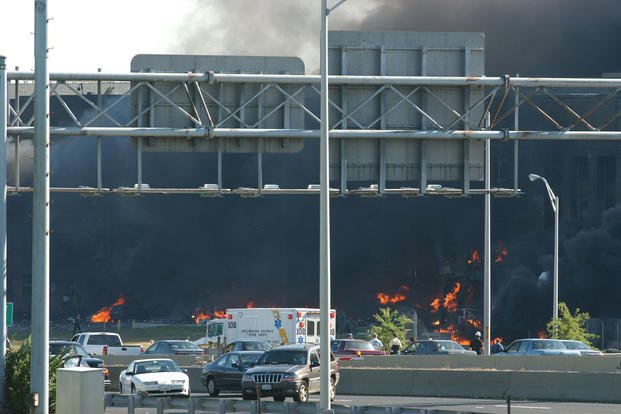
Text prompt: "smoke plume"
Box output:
[[170, 0, 381, 73]]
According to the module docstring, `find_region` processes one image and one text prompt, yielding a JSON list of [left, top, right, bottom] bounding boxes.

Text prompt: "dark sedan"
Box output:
[[330, 339, 385, 360], [144, 340, 204, 356], [202, 351, 265, 396], [223, 340, 272, 353], [49, 340, 111, 387], [401, 340, 477, 355]]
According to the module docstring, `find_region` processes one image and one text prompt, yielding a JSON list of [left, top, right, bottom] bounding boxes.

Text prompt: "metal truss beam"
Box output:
[[4, 71, 621, 196]]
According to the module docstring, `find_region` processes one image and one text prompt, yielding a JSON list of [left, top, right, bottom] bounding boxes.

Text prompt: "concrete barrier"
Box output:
[[104, 355, 621, 403], [336, 367, 621, 403], [102, 354, 207, 368], [341, 354, 621, 372]]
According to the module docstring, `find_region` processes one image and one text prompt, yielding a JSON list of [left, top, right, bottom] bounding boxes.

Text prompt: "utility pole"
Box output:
[[32, 0, 51, 412]]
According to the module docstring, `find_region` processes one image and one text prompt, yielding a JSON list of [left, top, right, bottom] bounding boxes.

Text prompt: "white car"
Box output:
[[119, 358, 190, 397]]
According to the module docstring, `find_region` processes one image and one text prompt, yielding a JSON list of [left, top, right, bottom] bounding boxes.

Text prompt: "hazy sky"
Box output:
[[1, 0, 378, 73]]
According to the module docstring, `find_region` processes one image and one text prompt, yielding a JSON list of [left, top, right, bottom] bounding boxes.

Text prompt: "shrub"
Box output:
[[5, 337, 65, 414]]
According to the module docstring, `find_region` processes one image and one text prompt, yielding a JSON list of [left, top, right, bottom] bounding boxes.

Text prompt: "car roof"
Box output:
[[50, 340, 79, 344], [230, 339, 270, 343], [332, 339, 368, 342], [228, 350, 266, 355], [272, 344, 316, 351], [153, 339, 194, 343], [130, 358, 176, 363]]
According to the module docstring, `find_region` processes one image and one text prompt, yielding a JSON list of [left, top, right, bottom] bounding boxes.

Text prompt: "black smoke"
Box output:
[[7, 1, 621, 343]]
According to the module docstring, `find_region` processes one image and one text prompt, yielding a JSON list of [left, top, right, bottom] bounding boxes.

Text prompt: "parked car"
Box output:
[[201, 351, 265, 396], [144, 340, 204, 356], [119, 358, 190, 397], [222, 340, 272, 353], [49, 340, 111, 388], [560, 340, 603, 356], [70, 332, 143, 356], [241, 344, 339, 402], [330, 339, 385, 360], [400, 340, 477, 355], [499, 339, 581, 355]]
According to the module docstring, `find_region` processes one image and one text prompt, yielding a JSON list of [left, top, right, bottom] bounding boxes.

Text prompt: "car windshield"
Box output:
[[88, 335, 121, 346], [532, 340, 567, 350], [240, 353, 263, 367], [49, 343, 76, 356], [259, 350, 307, 365], [134, 360, 181, 374], [169, 341, 201, 350], [343, 341, 375, 351], [562, 341, 588, 350], [436, 341, 463, 350], [243, 342, 271, 351]]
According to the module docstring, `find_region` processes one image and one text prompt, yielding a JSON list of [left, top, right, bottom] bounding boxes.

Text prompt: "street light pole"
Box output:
[[529, 174, 560, 326]]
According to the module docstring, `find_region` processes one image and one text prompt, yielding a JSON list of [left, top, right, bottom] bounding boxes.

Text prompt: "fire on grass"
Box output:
[[89, 295, 125, 323]]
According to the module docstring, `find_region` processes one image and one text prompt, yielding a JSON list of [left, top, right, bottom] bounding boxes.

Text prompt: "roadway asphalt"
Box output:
[[103, 393, 621, 414]]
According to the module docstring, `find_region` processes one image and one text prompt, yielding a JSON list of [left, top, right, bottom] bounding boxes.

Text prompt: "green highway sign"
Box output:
[[6, 302, 13, 327]]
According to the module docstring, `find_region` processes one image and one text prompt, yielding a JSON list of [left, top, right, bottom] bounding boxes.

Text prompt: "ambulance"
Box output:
[[197, 308, 336, 347]]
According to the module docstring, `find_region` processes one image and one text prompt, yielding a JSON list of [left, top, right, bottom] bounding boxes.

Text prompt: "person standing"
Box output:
[[490, 338, 504, 354], [369, 333, 383, 351], [389, 333, 402, 354], [470, 331, 484, 355], [72, 313, 82, 335]]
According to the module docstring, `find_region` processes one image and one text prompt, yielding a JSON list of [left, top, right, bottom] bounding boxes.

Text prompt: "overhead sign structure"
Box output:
[[328, 31, 485, 192], [129, 54, 306, 154]]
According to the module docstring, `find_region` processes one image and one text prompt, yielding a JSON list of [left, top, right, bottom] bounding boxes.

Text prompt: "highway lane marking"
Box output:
[[493, 404, 551, 410]]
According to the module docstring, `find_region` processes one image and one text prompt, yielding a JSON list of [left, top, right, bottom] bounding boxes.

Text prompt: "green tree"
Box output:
[[5, 337, 65, 414], [369, 307, 413, 353], [546, 302, 598, 346]]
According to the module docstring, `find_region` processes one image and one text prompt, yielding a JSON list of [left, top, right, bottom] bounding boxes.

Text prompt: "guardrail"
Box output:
[[104, 395, 486, 414]]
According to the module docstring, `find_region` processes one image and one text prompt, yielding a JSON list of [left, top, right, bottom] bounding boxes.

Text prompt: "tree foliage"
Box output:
[[546, 302, 598, 346], [5, 337, 65, 414], [369, 307, 413, 352]]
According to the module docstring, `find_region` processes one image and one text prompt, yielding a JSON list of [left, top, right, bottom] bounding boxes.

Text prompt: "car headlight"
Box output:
[[281, 373, 296, 382], [143, 381, 158, 386], [242, 374, 254, 381]]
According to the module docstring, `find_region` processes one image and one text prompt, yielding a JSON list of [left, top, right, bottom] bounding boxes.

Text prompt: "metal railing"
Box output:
[[104, 395, 486, 414]]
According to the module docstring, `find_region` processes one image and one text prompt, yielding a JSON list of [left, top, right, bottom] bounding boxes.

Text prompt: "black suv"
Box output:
[[241, 344, 339, 402]]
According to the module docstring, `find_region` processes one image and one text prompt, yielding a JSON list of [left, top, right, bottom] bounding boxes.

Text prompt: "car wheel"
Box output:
[[293, 381, 309, 402], [273, 395, 286, 402], [206, 377, 219, 397], [329, 377, 336, 402]]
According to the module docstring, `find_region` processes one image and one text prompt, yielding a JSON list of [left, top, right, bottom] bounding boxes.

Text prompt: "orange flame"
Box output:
[[192, 311, 211, 324], [443, 282, 460, 312], [537, 330, 546, 339], [430, 298, 441, 312], [246, 301, 254, 308], [432, 320, 440, 326], [376, 285, 410, 305], [467, 249, 481, 265], [495, 247, 509, 263], [193, 309, 228, 324], [466, 318, 481, 329], [90, 295, 125, 323]]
